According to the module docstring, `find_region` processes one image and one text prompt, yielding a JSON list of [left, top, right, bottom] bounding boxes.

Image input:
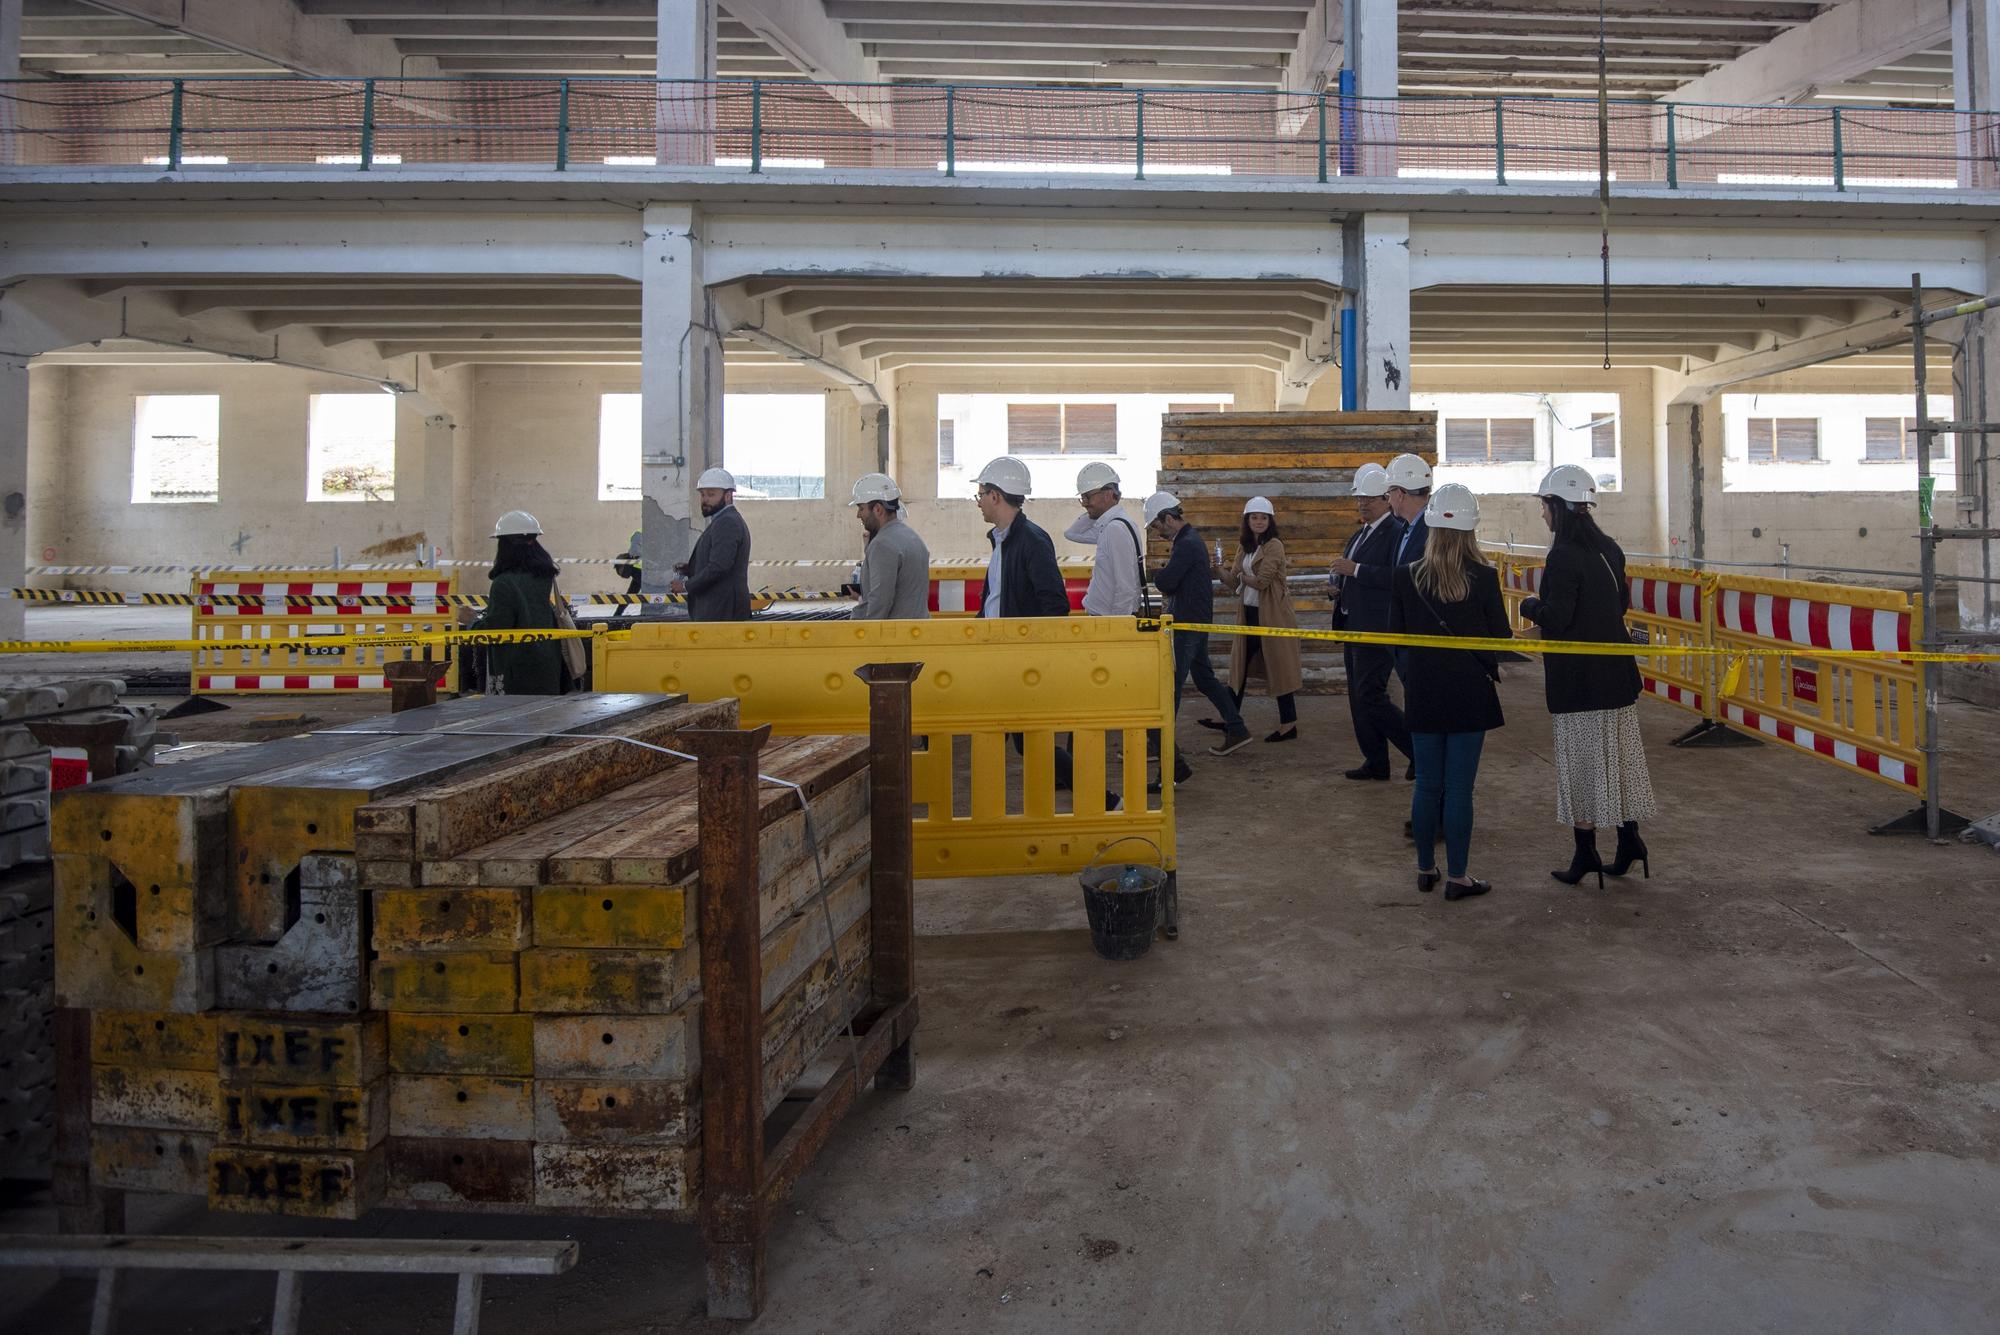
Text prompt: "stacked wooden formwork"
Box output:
[[52, 674, 922, 1319], [1151, 411, 1439, 684]]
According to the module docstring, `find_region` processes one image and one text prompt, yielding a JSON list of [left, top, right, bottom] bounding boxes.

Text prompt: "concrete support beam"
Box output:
[[70, 0, 441, 77], [1669, 300, 1914, 403], [1669, 0, 1950, 135], [1354, 213, 1410, 410], [658, 0, 716, 80], [422, 412, 456, 566], [0, 361, 24, 638], [0, 0, 22, 81], [1352, 0, 1395, 102], [1285, 0, 1341, 95], [639, 201, 721, 593], [721, 0, 890, 128]]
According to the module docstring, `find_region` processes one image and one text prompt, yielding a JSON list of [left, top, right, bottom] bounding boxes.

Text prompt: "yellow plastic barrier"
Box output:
[[190, 568, 461, 696], [1709, 574, 1924, 792], [1624, 564, 1714, 719], [1489, 550, 1545, 634], [593, 617, 1175, 881], [926, 562, 1094, 617]]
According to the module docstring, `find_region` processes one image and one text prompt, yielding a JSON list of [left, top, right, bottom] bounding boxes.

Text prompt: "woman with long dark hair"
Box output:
[[1519, 465, 1657, 886], [1389, 484, 1509, 901], [1211, 495, 1303, 742], [472, 509, 565, 696]]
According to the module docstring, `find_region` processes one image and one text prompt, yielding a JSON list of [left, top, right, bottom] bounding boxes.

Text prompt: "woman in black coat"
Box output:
[[1388, 483, 1510, 902], [1519, 465, 1657, 887]]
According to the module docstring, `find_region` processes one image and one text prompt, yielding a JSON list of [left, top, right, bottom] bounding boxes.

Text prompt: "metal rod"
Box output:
[[1134, 88, 1145, 180], [749, 78, 761, 174], [554, 78, 569, 171], [1913, 270, 1940, 839], [943, 84, 954, 177], [1494, 98, 1506, 185], [359, 79, 374, 171], [1316, 90, 1327, 184], [450, 1272, 484, 1335], [1832, 107, 1845, 192], [271, 1271, 304, 1335], [1665, 104, 1677, 189], [167, 79, 183, 171]]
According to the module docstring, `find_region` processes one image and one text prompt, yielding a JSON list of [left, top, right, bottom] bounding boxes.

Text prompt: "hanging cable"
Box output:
[[1598, 0, 1613, 370]]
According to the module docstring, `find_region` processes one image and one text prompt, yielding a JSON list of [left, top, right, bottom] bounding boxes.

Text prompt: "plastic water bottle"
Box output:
[[1117, 864, 1146, 894]]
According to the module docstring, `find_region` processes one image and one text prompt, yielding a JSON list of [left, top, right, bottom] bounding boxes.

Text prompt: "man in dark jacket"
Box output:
[[672, 467, 753, 622], [973, 455, 1072, 618], [1327, 463, 1414, 780], [1146, 491, 1250, 782], [973, 456, 1113, 808]]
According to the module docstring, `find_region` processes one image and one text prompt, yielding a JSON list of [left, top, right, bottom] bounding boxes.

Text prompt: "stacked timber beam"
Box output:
[[51, 679, 920, 1319], [1152, 411, 1439, 687]]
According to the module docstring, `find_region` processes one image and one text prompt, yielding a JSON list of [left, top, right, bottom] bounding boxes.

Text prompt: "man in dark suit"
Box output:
[[672, 466, 753, 622], [1327, 462, 1413, 780]]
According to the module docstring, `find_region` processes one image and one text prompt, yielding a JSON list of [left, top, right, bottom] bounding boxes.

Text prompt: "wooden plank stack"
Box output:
[[1151, 410, 1439, 569], [55, 692, 879, 1224]]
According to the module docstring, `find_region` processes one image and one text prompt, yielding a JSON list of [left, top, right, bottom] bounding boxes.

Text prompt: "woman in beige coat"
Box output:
[[1206, 495, 1304, 743]]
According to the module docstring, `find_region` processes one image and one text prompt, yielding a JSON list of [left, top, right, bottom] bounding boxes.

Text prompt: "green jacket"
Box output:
[[474, 569, 564, 696]]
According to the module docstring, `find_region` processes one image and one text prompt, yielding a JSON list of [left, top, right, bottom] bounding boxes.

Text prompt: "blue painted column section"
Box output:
[[1339, 306, 1358, 411], [1337, 68, 1356, 177]]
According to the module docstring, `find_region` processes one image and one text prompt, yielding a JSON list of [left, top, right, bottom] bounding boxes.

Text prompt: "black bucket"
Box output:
[[1079, 838, 1166, 961]]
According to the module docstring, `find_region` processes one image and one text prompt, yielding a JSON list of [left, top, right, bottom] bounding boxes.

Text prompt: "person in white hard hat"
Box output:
[[671, 467, 752, 622], [849, 472, 930, 620], [1063, 461, 1143, 618], [471, 510, 566, 696], [972, 456, 1070, 618], [1328, 462, 1414, 780], [1210, 496, 1303, 742], [1145, 491, 1250, 783], [1518, 463, 1657, 887], [1331, 451, 1434, 773], [1389, 483, 1510, 902]]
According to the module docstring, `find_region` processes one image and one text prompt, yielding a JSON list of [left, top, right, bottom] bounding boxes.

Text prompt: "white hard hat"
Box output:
[[696, 467, 736, 491], [850, 472, 901, 506], [1537, 463, 1598, 505], [492, 510, 542, 538], [1075, 461, 1121, 496], [1142, 491, 1182, 525], [974, 455, 1033, 498], [1385, 453, 1433, 492], [1242, 495, 1275, 517], [1351, 463, 1390, 498], [1426, 483, 1481, 532]]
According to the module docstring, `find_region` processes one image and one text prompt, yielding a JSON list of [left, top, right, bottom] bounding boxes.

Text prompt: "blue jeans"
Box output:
[[1411, 731, 1487, 879], [1173, 630, 1243, 737]]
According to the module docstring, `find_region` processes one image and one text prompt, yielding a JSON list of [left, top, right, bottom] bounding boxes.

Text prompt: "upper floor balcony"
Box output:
[[2, 76, 1998, 205]]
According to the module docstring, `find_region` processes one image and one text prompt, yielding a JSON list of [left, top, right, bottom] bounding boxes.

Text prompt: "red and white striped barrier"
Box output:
[[1721, 703, 1916, 790], [1715, 587, 1911, 655], [195, 673, 389, 692], [1628, 573, 1703, 625], [928, 576, 1090, 616], [197, 580, 449, 617]]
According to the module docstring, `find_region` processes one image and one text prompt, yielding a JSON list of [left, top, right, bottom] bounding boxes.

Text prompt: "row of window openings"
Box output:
[[133, 393, 393, 505], [1744, 417, 1950, 464], [1441, 417, 1617, 464]]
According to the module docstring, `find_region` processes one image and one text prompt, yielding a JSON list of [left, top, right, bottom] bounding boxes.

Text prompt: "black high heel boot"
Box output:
[[1550, 826, 1604, 888], [1606, 821, 1649, 879]]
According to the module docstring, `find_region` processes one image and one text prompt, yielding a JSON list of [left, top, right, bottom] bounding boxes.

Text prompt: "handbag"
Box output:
[[549, 579, 589, 688]]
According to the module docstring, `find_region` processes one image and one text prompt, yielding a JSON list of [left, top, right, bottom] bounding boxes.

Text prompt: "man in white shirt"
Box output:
[[1063, 462, 1144, 618]]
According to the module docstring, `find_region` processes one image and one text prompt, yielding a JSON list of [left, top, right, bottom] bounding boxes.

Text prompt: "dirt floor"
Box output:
[[3, 650, 1999, 1333]]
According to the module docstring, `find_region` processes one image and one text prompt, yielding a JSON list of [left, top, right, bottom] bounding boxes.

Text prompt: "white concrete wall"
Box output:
[[35, 360, 474, 590]]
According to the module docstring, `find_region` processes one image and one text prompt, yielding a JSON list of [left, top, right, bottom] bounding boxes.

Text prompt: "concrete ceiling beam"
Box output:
[[1669, 0, 1950, 128], [825, 2, 1308, 30], [872, 60, 1282, 84], [324, 324, 640, 346], [67, 0, 442, 77], [821, 313, 1317, 341], [844, 23, 1295, 52], [343, 19, 658, 39], [790, 295, 1332, 325], [297, 0, 653, 16], [720, 0, 888, 127], [253, 307, 640, 331]]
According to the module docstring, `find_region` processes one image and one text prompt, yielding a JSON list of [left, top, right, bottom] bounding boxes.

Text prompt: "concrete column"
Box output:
[[0, 358, 27, 638], [422, 413, 455, 565], [1954, 0, 2000, 186], [640, 201, 722, 593], [0, 0, 23, 82], [1354, 213, 1410, 410], [860, 400, 890, 475], [659, 0, 718, 167], [1662, 396, 1723, 564], [1350, 0, 1398, 176]]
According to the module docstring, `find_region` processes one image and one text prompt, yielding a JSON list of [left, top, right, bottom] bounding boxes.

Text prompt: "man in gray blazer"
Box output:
[[671, 467, 753, 622]]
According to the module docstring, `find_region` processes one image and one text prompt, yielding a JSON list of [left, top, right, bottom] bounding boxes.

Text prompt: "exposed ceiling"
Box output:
[[14, 1, 1953, 109]]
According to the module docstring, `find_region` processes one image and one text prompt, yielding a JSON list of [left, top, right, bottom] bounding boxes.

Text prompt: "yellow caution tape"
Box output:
[[0, 627, 628, 655], [8, 587, 856, 608], [1143, 619, 2000, 666]]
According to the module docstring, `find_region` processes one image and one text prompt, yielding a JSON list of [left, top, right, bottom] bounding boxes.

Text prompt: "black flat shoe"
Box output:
[[1264, 728, 1297, 743], [1417, 869, 1441, 894], [1195, 718, 1226, 731], [1344, 766, 1391, 781], [1444, 879, 1492, 902], [1404, 763, 1416, 780]]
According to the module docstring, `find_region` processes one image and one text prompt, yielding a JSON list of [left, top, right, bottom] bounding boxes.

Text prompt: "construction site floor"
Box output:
[[3, 667, 1999, 1332]]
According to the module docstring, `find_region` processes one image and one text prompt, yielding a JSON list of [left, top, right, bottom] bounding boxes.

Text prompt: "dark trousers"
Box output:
[[1411, 731, 1487, 878], [1232, 606, 1297, 725], [1009, 732, 1075, 791], [1173, 629, 1242, 748], [1344, 642, 1412, 772]]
